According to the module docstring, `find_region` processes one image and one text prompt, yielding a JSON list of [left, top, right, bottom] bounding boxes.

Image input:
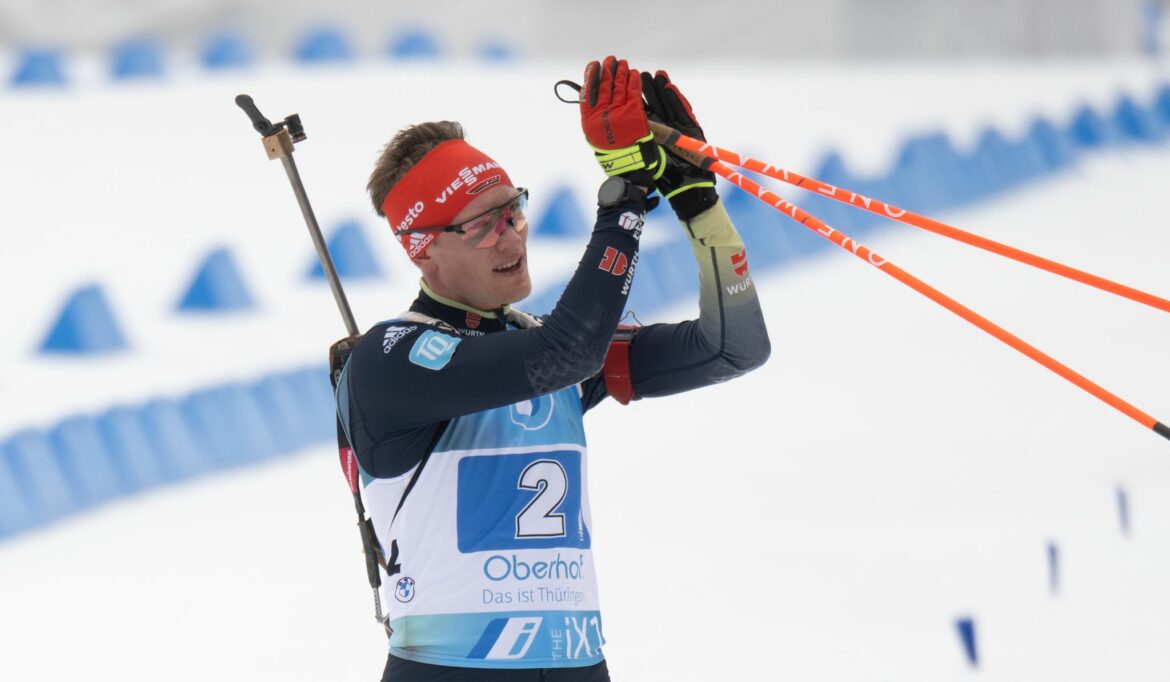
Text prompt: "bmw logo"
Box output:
[[395, 577, 416, 603]]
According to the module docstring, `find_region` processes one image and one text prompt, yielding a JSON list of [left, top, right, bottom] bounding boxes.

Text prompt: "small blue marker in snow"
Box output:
[[1047, 541, 1060, 595], [1117, 485, 1131, 537], [955, 617, 978, 667]]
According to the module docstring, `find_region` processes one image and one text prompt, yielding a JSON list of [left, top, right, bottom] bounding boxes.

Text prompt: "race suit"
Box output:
[[337, 194, 770, 673]]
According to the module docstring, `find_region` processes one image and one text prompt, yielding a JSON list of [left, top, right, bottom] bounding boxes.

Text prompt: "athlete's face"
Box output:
[[416, 185, 532, 311]]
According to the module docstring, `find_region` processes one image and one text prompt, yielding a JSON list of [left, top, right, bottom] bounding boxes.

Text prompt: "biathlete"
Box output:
[[336, 56, 771, 681]]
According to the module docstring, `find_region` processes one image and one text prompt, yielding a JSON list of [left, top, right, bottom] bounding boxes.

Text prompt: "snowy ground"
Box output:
[[1, 61, 1168, 680]]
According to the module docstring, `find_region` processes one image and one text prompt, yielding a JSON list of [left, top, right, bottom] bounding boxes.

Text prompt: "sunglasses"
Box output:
[[401, 188, 529, 249]]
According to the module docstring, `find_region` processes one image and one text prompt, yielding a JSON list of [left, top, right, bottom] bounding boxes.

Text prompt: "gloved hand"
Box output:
[[580, 56, 663, 190], [641, 70, 718, 220]]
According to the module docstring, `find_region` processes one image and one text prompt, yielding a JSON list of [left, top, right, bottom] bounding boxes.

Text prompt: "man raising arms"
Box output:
[[337, 56, 770, 681]]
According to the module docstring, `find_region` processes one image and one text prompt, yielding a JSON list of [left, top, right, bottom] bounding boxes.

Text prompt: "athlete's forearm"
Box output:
[[527, 201, 646, 392], [627, 199, 771, 397], [685, 198, 771, 371]]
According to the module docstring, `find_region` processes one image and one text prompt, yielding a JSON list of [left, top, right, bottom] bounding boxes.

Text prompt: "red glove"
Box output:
[[580, 56, 649, 151]]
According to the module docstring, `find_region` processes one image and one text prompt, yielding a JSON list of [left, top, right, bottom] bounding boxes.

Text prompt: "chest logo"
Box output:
[[509, 393, 556, 431], [395, 577, 416, 603], [408, 331, 461, 370], [382, 324, 418, 353]]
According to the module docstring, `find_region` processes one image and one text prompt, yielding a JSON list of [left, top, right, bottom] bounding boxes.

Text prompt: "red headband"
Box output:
[[382, 139, 513, 258]]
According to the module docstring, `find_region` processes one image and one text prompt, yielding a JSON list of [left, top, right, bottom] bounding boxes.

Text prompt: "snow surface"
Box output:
[[1, 61, 1168, 680]]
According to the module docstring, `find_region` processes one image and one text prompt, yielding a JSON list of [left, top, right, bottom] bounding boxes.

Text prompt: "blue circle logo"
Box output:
[[509, 393, 555, 431]]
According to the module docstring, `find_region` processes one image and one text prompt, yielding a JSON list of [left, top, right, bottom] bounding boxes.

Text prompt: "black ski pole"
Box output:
[[235, 94, 391, 634]]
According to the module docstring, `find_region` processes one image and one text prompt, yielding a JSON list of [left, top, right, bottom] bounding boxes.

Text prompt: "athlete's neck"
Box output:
[[419, 278, 510, 319]]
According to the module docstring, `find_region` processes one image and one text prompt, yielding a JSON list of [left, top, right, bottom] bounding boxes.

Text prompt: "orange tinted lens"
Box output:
[[460, 209, 503, 245], [463, 194, 527, 248], [473, 213, 515, 249]]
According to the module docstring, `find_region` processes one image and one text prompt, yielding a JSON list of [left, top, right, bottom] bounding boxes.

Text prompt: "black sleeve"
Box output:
[[580, 197, 771, 413], [627, 200, 771, 397], [579, 372, 610, 413], [345, 198, 647, 477]]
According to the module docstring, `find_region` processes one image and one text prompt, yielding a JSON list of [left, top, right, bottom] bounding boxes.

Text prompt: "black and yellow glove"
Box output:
[[641, 70, 718, 220]]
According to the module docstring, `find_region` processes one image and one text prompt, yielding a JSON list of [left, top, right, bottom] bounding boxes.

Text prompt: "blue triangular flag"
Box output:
[[1067, 105, 1111, 148], [812, 149, 854, 189], [11, 48, 66, 87], [534, 186, 587, 238], [177, 247, 255, 312], [1113, 94, 1165, 142], [111, 37, 164, 80], [1154, 84, 1170, 124], [477, 40, 516, 63], [40, 284, 127, 354], [200, 30, 253, 70], [293, 27, 354, 63], [1028, 117, 1076, 171], [387, 29, 443, 60], [308, 221, 384, 280]]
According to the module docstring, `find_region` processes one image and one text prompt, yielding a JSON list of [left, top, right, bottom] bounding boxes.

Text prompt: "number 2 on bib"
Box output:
[[455, 450, 590, 553], [515, 460, 568, 538]]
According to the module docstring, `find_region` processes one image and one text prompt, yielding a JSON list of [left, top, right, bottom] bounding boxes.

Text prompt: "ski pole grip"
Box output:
[[648, 121, 714, 171], [235, 94, 276, 135]]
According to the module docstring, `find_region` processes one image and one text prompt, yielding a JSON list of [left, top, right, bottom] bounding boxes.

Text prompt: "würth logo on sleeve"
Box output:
[[731, 249, 749, 277], [598, 246, 629, 277], [465, 312, 481, 329]]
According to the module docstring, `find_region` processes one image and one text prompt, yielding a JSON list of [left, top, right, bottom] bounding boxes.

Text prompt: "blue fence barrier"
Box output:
[[3, 82, 1169, 542], [31, 25, 475, 68], [0, 442, 33, 535], [0, 366, 335, 540], [97, 406, 167, 491], [5, 27, 519, 88], [4, 430, 76, 524], [49, 415, 124, 508]]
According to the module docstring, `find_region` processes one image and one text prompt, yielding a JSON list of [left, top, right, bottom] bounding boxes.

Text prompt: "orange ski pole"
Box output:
[[647, 123, 1168, 443], [648, 122, 1170, 315]]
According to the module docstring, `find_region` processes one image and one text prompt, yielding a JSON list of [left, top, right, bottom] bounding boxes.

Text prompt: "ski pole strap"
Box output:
[[648, 121, 716, 172], [603, 325, 640, 405]]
